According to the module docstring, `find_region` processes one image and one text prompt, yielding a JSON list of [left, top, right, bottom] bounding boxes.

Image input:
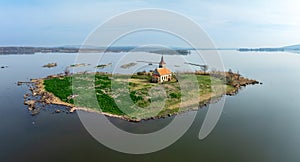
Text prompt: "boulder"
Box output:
[[24, 100, 35, 107]]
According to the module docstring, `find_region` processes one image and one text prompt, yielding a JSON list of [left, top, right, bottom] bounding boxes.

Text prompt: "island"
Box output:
[[23, 57, 260, 121], [43, 63, 57, 68], [95, 63, 112, 69]]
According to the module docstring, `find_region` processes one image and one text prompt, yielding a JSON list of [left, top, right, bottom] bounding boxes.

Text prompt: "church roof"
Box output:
[[156, 68, 171, 76]]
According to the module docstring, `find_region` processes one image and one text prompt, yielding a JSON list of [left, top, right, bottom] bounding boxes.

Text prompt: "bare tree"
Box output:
[[64, 67, 70, 76]]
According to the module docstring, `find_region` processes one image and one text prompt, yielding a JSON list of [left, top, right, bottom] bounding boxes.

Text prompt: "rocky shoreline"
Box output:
[[224, 72, 261, 95]]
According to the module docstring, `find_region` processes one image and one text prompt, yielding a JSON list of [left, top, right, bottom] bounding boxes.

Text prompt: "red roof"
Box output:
[[156, 68, 171, 76]]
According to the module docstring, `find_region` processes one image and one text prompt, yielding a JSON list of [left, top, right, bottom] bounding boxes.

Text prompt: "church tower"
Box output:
[[159, 56, 166, 68]]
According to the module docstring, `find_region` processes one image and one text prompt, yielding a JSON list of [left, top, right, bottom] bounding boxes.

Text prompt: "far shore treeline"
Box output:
[[0, 46, 191, 55]]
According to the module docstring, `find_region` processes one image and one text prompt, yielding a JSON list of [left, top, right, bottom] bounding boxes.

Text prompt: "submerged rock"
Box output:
[[55, 109, 61, 113], [31, 109, 40, 116], [23, 93, 30, 99]]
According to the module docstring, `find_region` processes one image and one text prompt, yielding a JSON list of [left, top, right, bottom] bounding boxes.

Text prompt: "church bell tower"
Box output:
[[159, 56, 166, 68]]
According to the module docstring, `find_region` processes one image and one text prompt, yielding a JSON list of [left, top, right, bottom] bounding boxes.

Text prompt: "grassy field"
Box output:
[[43, 73, 232, 120]]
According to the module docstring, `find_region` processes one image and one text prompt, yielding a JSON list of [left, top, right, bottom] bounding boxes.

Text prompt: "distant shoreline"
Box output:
[[1, 44, 300, 55], [0, 46, 192, 55]]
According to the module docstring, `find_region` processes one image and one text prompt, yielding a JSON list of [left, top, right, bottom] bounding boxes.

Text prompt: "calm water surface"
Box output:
[[1, 51, 300, 161]]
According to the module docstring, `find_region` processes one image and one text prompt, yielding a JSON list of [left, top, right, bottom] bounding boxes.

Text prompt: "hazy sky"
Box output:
[[0, 0, 300, 48]]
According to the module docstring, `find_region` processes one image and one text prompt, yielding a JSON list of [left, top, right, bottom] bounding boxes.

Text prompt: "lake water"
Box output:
[[1, 51, 300, 161]]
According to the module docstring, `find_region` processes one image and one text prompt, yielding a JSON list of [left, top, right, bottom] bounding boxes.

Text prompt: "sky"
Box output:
[[0, 0, 300, 48]]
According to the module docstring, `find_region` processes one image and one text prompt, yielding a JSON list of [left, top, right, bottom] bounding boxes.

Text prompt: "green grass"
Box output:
[[43, 73, 232, 119], [44, 77, 73, 103]]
